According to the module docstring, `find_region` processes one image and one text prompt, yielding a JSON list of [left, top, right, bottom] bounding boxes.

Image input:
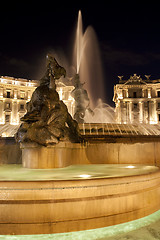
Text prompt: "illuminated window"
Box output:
[[5, 103, 10, 109], [122, 90, 126, 98], [20, 92, 25, 99], [5, 115, 10, 123]]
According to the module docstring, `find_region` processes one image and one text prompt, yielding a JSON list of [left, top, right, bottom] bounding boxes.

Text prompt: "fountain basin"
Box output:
[[0, 164, 160, 235], [1, 123, 160, 167], [20, 138, 160, 168], [85, 140, 160, 166]]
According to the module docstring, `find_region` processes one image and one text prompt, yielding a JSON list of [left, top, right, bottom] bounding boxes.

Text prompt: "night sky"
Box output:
[[1, 2, 160, 106]]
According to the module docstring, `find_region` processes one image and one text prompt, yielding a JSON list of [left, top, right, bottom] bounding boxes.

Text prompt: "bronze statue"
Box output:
[[40, 54, 66, 87], [71, 74, 93, 123], [15, 54, 82, 146]]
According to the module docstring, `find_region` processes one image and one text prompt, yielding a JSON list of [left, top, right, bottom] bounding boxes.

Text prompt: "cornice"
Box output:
[[0, 83, 36, 90]]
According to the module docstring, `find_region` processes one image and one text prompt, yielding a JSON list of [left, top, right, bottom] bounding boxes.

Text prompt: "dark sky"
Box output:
[[1, 2, 160, 105]]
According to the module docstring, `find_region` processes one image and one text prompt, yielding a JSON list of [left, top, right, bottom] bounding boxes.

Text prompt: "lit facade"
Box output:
[[56, 81, 75, 116], [113, 74, 160, 124], [0, 76, 75, 136]]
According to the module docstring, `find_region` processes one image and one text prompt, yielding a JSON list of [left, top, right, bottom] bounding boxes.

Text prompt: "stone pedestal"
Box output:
[[20, 142, 89, 169]]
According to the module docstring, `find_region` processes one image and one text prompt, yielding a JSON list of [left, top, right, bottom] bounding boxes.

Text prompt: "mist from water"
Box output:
[[84, 99, 116, 123]]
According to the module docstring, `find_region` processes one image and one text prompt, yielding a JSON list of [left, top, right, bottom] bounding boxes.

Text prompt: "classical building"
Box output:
[[113, 74, 160, 124], [0, 76, 75, 137]]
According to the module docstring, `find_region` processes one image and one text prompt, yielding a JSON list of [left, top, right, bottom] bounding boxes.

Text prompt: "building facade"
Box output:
[[113, 74, 160, 124], [0, 76, 75, 137]]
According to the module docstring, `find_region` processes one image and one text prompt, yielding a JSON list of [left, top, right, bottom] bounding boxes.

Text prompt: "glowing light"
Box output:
[[11, 122, 19, 126], [2, 132, 7, 137], [118, 94, 123, 99], [150, 114, 158, 124], [79, 174, 91, 178], [148, 89, 151, 98], [68, 94, 73, 101], [126, 165, 135, 169]]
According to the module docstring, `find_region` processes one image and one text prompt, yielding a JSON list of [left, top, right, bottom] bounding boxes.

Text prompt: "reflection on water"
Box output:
[[0, 164, 158, 181]]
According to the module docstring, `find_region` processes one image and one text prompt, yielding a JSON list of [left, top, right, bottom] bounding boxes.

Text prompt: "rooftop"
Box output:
[[118, 74, 160, 85]]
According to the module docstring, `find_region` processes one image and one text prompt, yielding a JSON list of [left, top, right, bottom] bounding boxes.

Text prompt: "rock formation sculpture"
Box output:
[[15, 54, 82, 146]]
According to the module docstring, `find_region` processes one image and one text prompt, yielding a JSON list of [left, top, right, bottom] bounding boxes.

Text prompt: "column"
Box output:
[[150, 101, 157, 124], [144, 102, 148, 124], [122, 102, 127, 123], [119, 104, 121, 123], [116, 101, 121, 123], [148, 88, 151, 98], [11, 101, 18, 125], [0, 100, 4, 123], [14, 89, 18, 99], [148, 101, 152, 123], [27, 90, 32, 101], [129, 102, 132, 123], [71, 101, 75, 118], [139, 102, 143, 123], [126, 89, 129, 98], [154, 101, 158, 123], [0, 88, 3, 98]]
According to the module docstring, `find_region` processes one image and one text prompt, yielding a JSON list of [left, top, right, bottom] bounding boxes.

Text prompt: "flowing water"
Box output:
[[73, 10, 105, 107], [84, 99, 116, 123], [0, 123, 19, 137]]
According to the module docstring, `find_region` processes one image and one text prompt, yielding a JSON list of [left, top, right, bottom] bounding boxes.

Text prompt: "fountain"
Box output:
[[84, 99, 116, 123], [73, 10, 105, 107], [15, 54, 88, 169], [71, 10, 105, 123], [1, 10, 160, 239]]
